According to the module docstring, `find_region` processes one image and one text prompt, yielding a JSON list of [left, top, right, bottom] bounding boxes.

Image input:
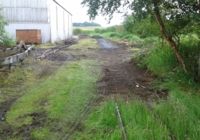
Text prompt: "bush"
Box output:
[[73, 28, 82, 35], [123, 16, 160, 38], [143, 34, 200, 81], [179, 34, 200, 81], [144, 44, 177, 76], [0, 34, 16, 47], [94, 28, 107, 33], [106, 26, 116, 32], [0, 14, 15, 47]]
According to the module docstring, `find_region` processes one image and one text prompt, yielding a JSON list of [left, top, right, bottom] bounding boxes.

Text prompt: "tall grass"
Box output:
[[179, 34, 200, 81], [73, 101, 121, 140], [152, 81, 200, 140], [74, 100, 169, 140], [142, 33, 200, 82], [144, 44, 177, 76], [120, 101, 169, 140]]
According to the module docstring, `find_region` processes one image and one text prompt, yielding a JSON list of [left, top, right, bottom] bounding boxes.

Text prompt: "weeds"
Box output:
[[70, 38, 98, 49], [152, 84, 200, 140], [74, 100, 169, 140], [144, 44, 177, 76], [0, 32, 16, 47], [73, 101, 121, 140], [120, 101, 169, 140], [5, 60, 101, 139]]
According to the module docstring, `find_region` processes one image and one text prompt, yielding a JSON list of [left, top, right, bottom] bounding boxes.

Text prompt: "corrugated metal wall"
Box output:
[[0, 0, 73, 43], [1, 0, 48, 23], [49, 0, 73, 42]]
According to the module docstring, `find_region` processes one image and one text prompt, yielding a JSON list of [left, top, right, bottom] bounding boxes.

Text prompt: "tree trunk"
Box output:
[[152, 0, 187, 73], [198, 55, 200, 81]]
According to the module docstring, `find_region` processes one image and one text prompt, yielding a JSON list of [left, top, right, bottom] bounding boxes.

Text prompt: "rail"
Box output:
[[0, 45, 34, 67]]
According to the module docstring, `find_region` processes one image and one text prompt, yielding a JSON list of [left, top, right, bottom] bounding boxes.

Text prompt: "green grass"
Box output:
[[37, 43, 55, 49], [151, 80, 200, 140], [70, 38, 99, 49], [73, 100, 169, 140], [31, 128, 52, 140], [144, 44, 177, 76], [2, 28, 199, 140], [73, 83, 200, 140], [149, 72, 200, 139], [72, 101, 121, 140], [6, 60, 101, 139], [120, 101, 169, 140], [70, 28, 200, 140]]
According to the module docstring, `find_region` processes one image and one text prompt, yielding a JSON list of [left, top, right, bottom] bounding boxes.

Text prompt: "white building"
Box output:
[[0, 0, 73, 44]]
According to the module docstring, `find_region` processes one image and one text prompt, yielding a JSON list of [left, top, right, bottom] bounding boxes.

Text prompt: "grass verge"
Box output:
[[70, 38, 99, 49], [5, 60, 101, 139], [73, 100, 169, 140], [152, 79, 200, 140]]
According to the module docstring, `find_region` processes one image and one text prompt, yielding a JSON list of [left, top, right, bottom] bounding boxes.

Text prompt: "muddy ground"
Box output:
[[0, 37, 167, 139]]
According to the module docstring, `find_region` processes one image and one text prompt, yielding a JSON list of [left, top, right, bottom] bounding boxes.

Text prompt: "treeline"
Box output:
[[74, 17, 200, 83], [73, 22, 101, 27]]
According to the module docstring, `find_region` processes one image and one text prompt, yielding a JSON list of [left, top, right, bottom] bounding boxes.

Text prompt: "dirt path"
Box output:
[[0, 37, 168, 139], [96, 39, 168, 102], [65, 38, 168, 139]]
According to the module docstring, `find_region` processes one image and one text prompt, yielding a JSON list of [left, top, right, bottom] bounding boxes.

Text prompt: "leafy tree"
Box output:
[[82, 0, 200, 72], [0, 14, 6, 37], [0, 12, 15, 47], [123, 16, 160, 38]]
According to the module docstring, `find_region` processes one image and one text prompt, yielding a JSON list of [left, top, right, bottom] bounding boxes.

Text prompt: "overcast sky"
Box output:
[[58, 0, 124, 27]]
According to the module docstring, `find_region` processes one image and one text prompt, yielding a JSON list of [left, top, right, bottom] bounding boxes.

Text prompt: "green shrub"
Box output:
[[106, 26, 117, 32], [0, 14, 15, 47], [73, 28, 82, 35], [109, 32, 122, 38], [0, 34, 16, 47], [94, 28, 101, 33], [143, 34, 200, 81], [144, 44, 177, 76], [179, 34, 200, 81], [123, 16, 160, 38], [94, 28, 107, 33], [94, 26, 117, 34]]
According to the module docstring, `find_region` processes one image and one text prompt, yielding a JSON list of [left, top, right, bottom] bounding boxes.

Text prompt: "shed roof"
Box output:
[[53, 0, 72, 16]]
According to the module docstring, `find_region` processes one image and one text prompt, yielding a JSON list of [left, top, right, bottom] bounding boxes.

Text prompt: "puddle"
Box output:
[[97, 39, 118, 49]]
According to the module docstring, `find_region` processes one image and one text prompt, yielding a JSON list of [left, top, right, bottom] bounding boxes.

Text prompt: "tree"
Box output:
[[82, 0, 200, 72], [0, 14, 6, 36], [0, 12, 15, 47], [123, 16, 160, 38]]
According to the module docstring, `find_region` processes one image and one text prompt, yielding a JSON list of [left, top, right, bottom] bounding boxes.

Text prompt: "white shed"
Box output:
[[0, 0, 73, 44]]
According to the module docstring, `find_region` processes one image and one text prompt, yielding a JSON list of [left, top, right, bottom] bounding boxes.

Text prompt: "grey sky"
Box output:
[[58, 0, 124, 27]]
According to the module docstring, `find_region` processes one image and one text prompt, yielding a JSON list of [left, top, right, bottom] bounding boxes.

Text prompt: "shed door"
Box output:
[[16, 30, 41, 44]]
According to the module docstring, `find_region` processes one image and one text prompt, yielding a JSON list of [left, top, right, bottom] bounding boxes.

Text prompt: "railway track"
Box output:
[[36, 39, 77, 60], [0, 45, 34, 68], [62, 96, 101, 140]]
